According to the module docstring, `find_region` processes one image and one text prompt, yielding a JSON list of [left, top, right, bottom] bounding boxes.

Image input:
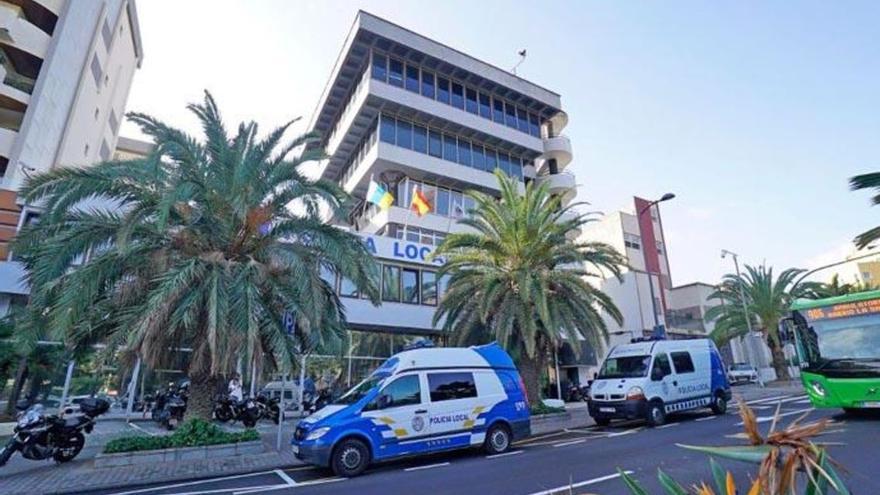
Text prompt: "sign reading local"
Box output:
[[805, 298, 880, 321], [361, 234, 445, 266]]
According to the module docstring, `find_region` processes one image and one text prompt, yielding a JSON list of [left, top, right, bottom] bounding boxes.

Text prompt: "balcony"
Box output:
[[537, 172, 576, 204], [0, 2, 51, 59], [541, 134, 572, 171]]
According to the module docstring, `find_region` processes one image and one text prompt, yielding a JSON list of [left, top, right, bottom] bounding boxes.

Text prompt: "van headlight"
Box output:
[[625, 386, 645, 400], [305, 427, 330, 441], [809, 380, 826, 397]]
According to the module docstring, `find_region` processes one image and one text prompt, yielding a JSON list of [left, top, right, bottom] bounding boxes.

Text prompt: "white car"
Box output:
[[727, 363, 758, 384]]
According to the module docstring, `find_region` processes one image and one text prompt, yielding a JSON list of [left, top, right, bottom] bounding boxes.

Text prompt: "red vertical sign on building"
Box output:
[[634, 197, 668, 316]]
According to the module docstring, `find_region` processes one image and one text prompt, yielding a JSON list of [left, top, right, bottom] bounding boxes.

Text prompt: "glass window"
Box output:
[[465, 87, 478, 114], [437, 77, 450, 104], [421, 71, 435, 99], [463, 195, 476, 216], [450, 191, 464, 218], [378, 375, 421, 408], [382, 265, 400, 302], [402, 269, 420, 304], [598, 355, 651, 379], [428, 372, 477, 402], [320, 266, 337, 291], [413, 125, 428, 154], [406, 226, 420, 243], [428, 130, 442, 158], [436, 188, 450, 216], [421, 271, 438, 305], [388, 58, 403, 87], [451, 82, 464, 109], [438, 274, 451, 299], [493, 99, 505, 123], [371, 53, 387, 81], [485, 148, 497, 171], [670, 352, 695, 373], [457, 139, 471, 166], [379, 115, 395, 143], [397, 179, 410, 207], [479, 93, 491, 119], [505, 103, 518, 128], [405, 65, 419, 92], [498, 153, 511, 176], [510, 157, 523, 179], [396, 120, 413, 149], [517, 107, 529, 133], [340, 277, 358, 298], [651, 353, 672, 380], [528, 113, 540, 137], [422, 231, 434, 245], [443, 134, 457, 162], [472, 145, 485, 171]]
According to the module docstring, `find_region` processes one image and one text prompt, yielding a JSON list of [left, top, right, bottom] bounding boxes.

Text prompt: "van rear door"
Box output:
[[425, 371, 480, 448]]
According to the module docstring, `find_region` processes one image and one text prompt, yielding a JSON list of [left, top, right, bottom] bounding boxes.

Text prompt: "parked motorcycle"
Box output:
[[151, 384, 187, 430], [212, 394, 261, 427], [255, 393, 281, 424], [0, 398, 110, 467], [302, 388, 331, 415], [566, 382, 591, 402]]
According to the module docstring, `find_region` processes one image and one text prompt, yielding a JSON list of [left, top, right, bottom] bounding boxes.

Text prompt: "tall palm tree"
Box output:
[[850, 172, 880, 248], [433, 171, 625, 403], [813, 273, 874, 298], [704, 265, 819, 380], [12, 92, 379, 419]]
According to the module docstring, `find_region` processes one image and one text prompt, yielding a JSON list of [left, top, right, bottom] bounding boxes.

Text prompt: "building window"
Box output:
[[379, 115, 395, 143], [479, 93, 491, 119], [517, 107, 530, 133], [320, 266, 337, 291], [402, 268, 420, 304], [405, 64, 419, 93], [624, 233, 641, 250], [529, 113, 541, 137], [428, 129, 442, 158], [388, 58, 404, 87], [457, 139, 471, 166], [436, 188, 449, 216], [371, 53, 388, 81], [84, 144, 90, 157], [505, 102, 518, 128], [450, 191, 464, 218], [382, 264, 400, 302], [101, 19, 113, 48], [109, 109, 119, 133], [90, 55, 103, 87], [670, 352, 695, 374], [498, 152, 511, 176], [340, 277, 358, 298], [493, 98, 505, 124], [100, 140, 111, 161], [436, 77, 450, 104], [485, 148, 497, 170], [442, 134, 457, 162], [656, 241, 664, 255], [412, 124, 427, 154], [396, 120, 412, 149], [472, 145, 486, 171], [450, 82, 464, 109], [465, 87, 478, 114], [421, 271, 438, 305], [421, 70, 435, 99], [428, 372, 477, 402]]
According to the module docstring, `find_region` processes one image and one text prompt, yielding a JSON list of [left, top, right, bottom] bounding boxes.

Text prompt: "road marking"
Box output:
[[657, 423, 679, 429], [486, 450, 524, 459], [743, 395, 791, 405], [526, 471, 633, 495], [404, 462, 450, 472], [107, 470, 279, 495], [273, 469, 296, 486], [695, 416, 717, 422], [553, 439, 587, 447], [564, 427, 607, 435], [608, 429, 638, 437], [737, 407, 814, 425], [233, 478, 344, 495], [127, 422, 157, 437]]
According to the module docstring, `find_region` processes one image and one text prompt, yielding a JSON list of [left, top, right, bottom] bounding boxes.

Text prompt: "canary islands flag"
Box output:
[[366, 180, 394, 210], [411, 186, 431, 217]]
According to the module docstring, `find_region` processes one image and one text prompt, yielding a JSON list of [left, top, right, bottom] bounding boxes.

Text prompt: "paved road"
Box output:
[[83, 392, 880, 495]]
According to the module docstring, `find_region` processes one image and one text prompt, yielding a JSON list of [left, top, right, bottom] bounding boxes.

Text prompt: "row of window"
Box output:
[[337, 122, 378, 187], [365, 372, 477, 410], [381, 223, 448, 247], [379, 114, 526, 180], [394, 178, 476, 220], [652, 351, 696, 378], [371, 51, 543, 139], [323, 263, 449, 306]]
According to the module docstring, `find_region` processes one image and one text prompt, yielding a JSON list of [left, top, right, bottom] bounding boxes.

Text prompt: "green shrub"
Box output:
[[104, 419, 260, 454], [529, 402, 566, 415]]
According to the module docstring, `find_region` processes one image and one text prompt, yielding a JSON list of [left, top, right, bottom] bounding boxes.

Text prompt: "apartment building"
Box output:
[[308, 11, 576, 381], [0, 0, 143, 316]]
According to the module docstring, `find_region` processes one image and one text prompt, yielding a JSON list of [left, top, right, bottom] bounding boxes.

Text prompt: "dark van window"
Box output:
[[428, 372, 477, 402], [651, 353, 672, 379], [670, 352, 695, 374], [379, 375, 421, 408]]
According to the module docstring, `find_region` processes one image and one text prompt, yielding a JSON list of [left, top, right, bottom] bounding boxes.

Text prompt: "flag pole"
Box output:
[[402, 182, 414, 238]]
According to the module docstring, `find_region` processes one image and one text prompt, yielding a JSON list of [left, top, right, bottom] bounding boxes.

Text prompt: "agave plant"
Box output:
[[619, 399, 849, 494]]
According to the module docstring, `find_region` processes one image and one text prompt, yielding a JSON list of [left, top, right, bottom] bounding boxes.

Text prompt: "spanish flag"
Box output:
[[410, 186, 431, 217], [366, 180, 394, 210]]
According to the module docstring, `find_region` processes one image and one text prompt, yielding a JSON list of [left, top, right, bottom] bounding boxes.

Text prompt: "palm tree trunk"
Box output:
[[186, 372, 220, 421], [5, 356, 28, 415], [769, 342, 790, 381], [518, 352, 543, 406]]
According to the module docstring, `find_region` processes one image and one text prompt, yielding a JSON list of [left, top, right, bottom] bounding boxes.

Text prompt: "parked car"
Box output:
[[727, 363, 759, 384], [291, 342, 530, 477], [587, 338, 731, 427]]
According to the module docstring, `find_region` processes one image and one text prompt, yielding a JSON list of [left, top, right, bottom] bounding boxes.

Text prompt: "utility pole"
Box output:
[[721, 249, 764, 387]]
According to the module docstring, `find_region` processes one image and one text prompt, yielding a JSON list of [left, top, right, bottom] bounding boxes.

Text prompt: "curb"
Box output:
[[94, 440, 265, 468]]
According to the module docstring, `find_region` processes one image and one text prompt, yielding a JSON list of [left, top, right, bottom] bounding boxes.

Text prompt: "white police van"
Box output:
[[291, 343, 530, 476], [588, 338, 731, 427]]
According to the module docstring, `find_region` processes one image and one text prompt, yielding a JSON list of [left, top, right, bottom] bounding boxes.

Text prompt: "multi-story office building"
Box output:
[[309, 11, 575, 381], [0, 0, 143, 316]]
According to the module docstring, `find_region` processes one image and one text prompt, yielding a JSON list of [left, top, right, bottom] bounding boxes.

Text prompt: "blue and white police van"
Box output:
[[587, 338, 731, 427], [291, 342, 530, 476]]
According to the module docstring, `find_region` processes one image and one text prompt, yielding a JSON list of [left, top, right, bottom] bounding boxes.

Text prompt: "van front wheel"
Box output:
[[710, 394, 728, 415], [331, 438, 370, 477], [484, 424, 511, 455], [646, 401, 666, 427]]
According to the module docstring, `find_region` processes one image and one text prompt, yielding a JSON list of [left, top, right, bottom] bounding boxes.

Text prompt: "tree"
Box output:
[[704, 265, 820, 380], [433, 171, 625, 403], [813, 274, 874, 298], [13, 92, 379, 420], [850, 172, 880, 248]]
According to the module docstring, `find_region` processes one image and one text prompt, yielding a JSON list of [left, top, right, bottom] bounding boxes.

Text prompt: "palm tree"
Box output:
[[433, 171, 625, 403], [704, 265, 819, 380], [813, 274, 874, 298], [850, 172, 880, 248], [12, 92, 379, 419]]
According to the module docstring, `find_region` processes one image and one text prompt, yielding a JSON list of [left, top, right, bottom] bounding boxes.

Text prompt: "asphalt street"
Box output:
[[83, 392, 880, 495]]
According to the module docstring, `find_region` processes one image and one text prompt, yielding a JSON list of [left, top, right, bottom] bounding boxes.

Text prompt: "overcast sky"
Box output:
[[122, 0, 880, 285]]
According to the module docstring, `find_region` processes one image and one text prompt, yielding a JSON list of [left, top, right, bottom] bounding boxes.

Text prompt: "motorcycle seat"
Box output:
[[63, 415, 91, 428]]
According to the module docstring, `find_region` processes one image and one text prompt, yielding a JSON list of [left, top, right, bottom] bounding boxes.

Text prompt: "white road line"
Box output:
[[795, 399, 813, 405], [607, 429, 637, 437], [695, 416, 717, 422], [108, 470, 279, 495], [233, 478, 344, 495], [171, 485, 284, 495], [553, 439, 587, 448], [526, 471, 632, 495], [404, 462, 451, 472], [486, 450, 524, 459], [737, 407, 814, 425], [743, 395, 792, 405], [657, 423, 679, 429], [564, 427, 607, 435], [273, 469, 296, 486], [127, 422, 157, 437]]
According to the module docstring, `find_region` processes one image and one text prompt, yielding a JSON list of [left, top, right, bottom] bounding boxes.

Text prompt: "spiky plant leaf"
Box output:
[[657, 469, 688, 495], [709, 457, 727, 493], [676, 444, 773, 463], [618, 469, 649, 495]]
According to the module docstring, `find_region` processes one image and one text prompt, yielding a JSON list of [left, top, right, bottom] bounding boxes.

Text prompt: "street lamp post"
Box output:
[[638, 193, 675, 337], [720, 249, 764, 387]]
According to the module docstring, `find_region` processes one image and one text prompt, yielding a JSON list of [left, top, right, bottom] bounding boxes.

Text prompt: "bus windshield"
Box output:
[[797, 311, 880, 372], [598, 355, 651, 379]]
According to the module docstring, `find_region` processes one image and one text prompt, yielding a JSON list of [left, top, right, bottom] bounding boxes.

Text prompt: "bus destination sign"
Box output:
[[804, 298, 880, 321]]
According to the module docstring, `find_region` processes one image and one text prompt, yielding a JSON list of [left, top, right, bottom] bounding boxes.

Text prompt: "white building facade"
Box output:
[[309, 11, 577, 384], [0, 0, 143, 315]]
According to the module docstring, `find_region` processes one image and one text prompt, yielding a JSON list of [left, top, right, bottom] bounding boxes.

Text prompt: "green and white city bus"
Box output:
[[788, 290, 880, 413]]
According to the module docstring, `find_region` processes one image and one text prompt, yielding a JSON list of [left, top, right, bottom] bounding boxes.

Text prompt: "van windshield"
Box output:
[[333, 376, 382, 405], [598, 355, 651, 379]]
